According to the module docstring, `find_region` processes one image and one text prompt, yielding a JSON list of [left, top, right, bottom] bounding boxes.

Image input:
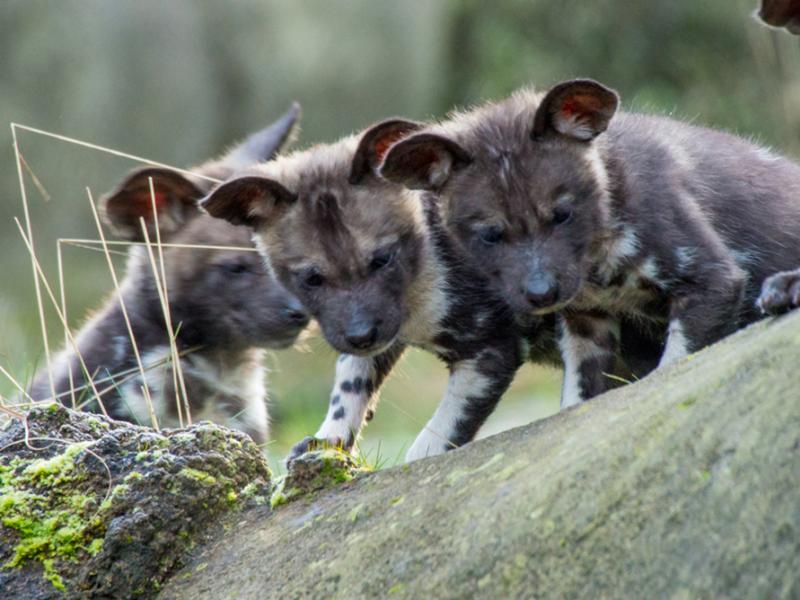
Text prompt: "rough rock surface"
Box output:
[[160, 311, 800, 599], [271, 447, 366, 508], [0, 405, 271, 599]]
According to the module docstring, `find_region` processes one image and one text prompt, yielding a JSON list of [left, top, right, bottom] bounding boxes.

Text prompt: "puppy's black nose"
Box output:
[[523, 274, 559, 309], [345, 323, 378, 350], [282, 299, 310, 326]]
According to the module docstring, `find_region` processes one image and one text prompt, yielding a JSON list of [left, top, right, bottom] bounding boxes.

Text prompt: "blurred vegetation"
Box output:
[[1, 0, 798, 468]]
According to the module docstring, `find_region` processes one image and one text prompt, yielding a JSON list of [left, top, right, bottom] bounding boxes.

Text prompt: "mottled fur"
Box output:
[[29, 107, 309, 443], [202, 122, 528, 462], [381, 79, 800, 406], [381, 91, 664, 403]]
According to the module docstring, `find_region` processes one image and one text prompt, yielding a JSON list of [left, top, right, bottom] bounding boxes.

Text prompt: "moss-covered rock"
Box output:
[[0, 404, 271, 599], [271, 448, 366, 508], [161, 311, 800, 599]]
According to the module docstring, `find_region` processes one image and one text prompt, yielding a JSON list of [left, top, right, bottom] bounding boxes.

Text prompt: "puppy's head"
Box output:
[[202, 120, 429, 356], [100, 104, 310, 350], [381, 79, 619, 322]]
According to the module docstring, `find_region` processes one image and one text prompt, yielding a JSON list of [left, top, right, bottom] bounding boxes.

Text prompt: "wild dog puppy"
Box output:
[[29, 106, 310, 443], [377, 122, 665, 388], [381, 79, 800, 408], [201, 121, 528, 462]]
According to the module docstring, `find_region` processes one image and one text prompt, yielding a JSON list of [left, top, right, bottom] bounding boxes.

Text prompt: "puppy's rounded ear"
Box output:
[[200, 176, 297, 229], [380, 133, 471, 191], [532, 79, 619, 142], [99, 167, 203, 241], [349, 119, 424, 184], [201, 102, 302, 183]]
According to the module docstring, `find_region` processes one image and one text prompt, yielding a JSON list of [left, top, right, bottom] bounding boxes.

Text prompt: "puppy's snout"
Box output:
[[523, 273, 559, 309], [281, 297, 310, 327], [345, 321, 379, 350]]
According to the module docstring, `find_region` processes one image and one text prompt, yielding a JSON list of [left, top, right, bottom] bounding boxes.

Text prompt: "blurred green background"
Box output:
[[1, 0, 798, 470]]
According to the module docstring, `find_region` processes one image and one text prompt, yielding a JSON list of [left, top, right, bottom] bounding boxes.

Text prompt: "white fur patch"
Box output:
[[316, 354, 376, 445], [112, 336, 129, 363], [184, 349, 268, 442], [638, 256, 660, 282], [596, 227, 639, 284], [659, 320, 689, 367], [558, 327, 595, 409], [584, 144, 612, 228], [119, 346, 171, 427], [119, 346, 269, 442], [557, 320, 617, 409], [405, 358, 490, 462], [585, 144, 611, 196], [555, 114, 598, 141]]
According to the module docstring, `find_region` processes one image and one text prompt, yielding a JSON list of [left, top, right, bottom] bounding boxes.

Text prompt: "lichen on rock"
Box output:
[[160, 311, 800, 600], [271, 447, 367, 508], [0, 403, 272, 599]]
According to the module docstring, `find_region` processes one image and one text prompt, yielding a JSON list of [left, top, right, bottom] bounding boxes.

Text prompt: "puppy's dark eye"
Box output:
[[369, 249, 396, 272], [552, 207, 573, 225], [302, 269, 325, 288], [478, 226, 503, 245], [220, 261, 251, 275]]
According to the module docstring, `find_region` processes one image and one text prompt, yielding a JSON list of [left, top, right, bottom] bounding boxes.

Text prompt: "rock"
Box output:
[[160, 310, 800, 599], [0, 404, 271, 599], [271, 447, 366, 508]]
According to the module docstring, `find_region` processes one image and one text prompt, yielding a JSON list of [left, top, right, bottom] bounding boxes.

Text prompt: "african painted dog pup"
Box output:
[[380, 79, 800, 408], [375, 120, 666, 388], [201, 121, 529, 462], [29, 105, 310, 443]]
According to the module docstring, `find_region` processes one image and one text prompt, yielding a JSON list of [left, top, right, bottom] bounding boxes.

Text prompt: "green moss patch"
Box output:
[[271, 447, 368, 508], [0, 404, 273, 598], [0, 441, 107, 591]]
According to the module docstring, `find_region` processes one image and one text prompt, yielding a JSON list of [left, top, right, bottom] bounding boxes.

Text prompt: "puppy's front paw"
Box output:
[[405, 430, 452, 463], [286, 432, 356, 466], [287, 436, 320, 464], [757, 269, 800, 315]]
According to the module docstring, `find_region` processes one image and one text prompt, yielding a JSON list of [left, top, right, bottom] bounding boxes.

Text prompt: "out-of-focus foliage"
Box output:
[[0, 0, 797, 466], [443, 0, 800, 147]]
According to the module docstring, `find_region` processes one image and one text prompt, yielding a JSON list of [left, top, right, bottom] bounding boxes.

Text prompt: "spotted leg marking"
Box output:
[[405, 344, 521, 462], [558, 313, 619, 409], [288, 342, 405, 462]]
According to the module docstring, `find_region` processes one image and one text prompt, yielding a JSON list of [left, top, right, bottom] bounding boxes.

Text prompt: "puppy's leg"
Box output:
[[288, 342, 405, 461], [757, 268, 800, 315], [558, 313, 619, 408], [405, 342, 521, 462], [660, 263, 746, 367]]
